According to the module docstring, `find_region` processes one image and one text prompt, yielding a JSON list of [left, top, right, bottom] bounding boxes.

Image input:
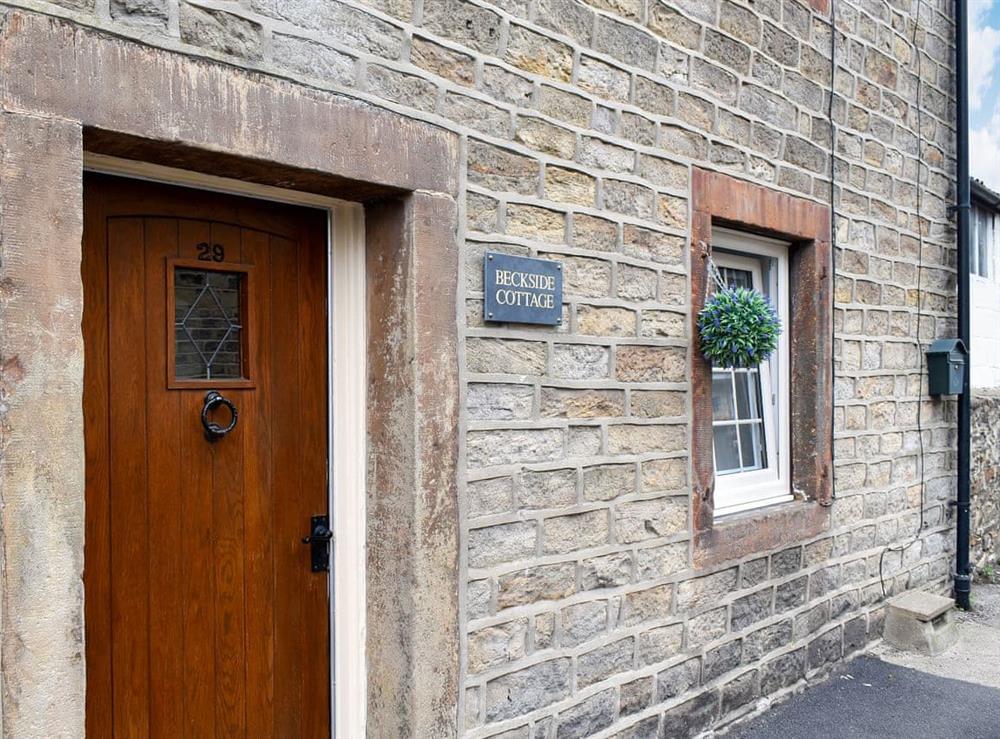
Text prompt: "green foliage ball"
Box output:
[[697, 286, 781, 368]]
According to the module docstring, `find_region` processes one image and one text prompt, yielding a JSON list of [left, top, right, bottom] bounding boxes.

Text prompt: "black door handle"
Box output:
[[201, 390, 238, 441], [302, 515, 332, 572]]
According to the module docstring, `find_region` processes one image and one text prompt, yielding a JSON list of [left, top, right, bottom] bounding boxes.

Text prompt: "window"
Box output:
[[174, 267, 244, 380], [166, 258, 254, 389], [972, 205, 996, 279], [710, 229, 791, 516]]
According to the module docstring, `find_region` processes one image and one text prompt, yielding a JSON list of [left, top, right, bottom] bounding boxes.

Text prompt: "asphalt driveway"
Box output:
[[727, 654, 1000, 739]]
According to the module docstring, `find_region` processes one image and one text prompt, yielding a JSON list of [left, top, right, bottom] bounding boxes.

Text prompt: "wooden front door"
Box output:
[[83, 173, 331, 737]]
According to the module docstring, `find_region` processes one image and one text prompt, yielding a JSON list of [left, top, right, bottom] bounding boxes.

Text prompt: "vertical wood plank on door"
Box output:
[[268, 233, 304, 736], [83, 187, 113, 739], [207, 221, 248, 736], [242, 227, 276, 737], [144, 218, 184, 739], [177, 219, 217, 739], [297, 216, 331, 738], [108, 217, 151, 737]]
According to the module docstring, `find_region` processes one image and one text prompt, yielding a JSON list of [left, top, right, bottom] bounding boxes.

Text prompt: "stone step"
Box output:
[[884, 590, 958, 656]]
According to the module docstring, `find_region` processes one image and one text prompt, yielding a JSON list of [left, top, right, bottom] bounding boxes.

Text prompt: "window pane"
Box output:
[[734, 370, 764, 419], [175, 268, 244, 380], [979, 210, 989, 277], [714, 425, 741, 473], [739, 422, 766, 470], [718, 266, 753, 289], [712, 372, 735, 421]]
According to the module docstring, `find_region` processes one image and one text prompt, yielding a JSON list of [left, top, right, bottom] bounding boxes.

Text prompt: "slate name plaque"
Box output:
[[484, 252, 563, 325]]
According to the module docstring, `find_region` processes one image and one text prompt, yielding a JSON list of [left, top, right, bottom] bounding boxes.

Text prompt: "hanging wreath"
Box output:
[[697, 258, 781, 368]]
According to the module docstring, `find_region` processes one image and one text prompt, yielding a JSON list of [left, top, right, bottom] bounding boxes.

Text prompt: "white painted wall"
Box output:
[[972, 275, 1000, 389], [972, 200, 1000, 391]]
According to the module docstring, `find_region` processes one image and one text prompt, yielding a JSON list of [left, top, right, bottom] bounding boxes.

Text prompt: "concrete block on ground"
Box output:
[[884, 591, 958, 656]]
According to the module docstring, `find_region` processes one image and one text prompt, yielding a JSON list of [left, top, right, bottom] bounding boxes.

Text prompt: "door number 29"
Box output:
[[196, 242, 226, 262]]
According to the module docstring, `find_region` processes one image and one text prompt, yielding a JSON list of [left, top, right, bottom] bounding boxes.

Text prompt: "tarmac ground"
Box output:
[[727, 584, 1000, 739]]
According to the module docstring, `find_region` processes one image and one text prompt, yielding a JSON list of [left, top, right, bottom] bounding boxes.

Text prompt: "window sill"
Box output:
[[713, 491, 795, 519], [694, 498, 830, 569]]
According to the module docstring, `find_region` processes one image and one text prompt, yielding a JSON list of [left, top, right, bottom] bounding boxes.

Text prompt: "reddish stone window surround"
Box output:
[[690, 169, 833, 568]]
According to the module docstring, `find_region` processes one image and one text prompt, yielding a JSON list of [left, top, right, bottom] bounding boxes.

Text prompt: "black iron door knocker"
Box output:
[[201, 390, 238, 441]]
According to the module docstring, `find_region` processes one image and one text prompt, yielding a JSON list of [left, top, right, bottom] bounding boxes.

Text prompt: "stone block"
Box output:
[[760, 648, 806, 694], [608, 424, 686, 454], [731, 587, 773, 632], [561, 600, 608, 646], [620, 583, 674, 627], [545, 166, 598, 206], [594, 15, 658, 70], [467, 428, 563, 468], [180, 4, 263, 59], [519, 468, 577, 510], [577, 637, 634, 688], [543, 510, 610, 554], [616, 497, 688, 543], [468, 618, 528, 673], [555, 688, 616, 738], [637, 623, 684, 665], [721, 669, 759, 715], [484, 658, 571, 721], [498, 564, 576, 608], [468, 521, 537, 568], [581, 551, 634, 590], [620, 676, 653, 715], [884, 590, 958, 655], [467, 383, 534, 421], [578, 55, 632, 103], [687, 607, 728, 649], [677, 568, 738, 613], [515, 116, 576, 159], [807, 626, 843, 671], [421, 0, 502, 53], [656, 656, 702, 701], [742, 620, 793, 662], [583, 463, 637, 501], [704, 640, 742, 681], [552, 344, 610, 380], [636, 541, 689, 580], [616, 263, 659, 301], [468, 140, 539, 194], [272, 34, 356, 85], [615, 346, 687, 382], [505, 25, 573, 81], [660, 690, 720, 739]]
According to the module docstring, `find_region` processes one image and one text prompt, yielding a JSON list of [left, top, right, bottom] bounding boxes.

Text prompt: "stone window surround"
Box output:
[[690, 168, 834, 568], [0, 11, 460, 737]]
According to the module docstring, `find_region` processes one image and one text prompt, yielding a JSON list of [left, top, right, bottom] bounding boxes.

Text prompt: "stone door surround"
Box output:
[[0, 10, 460, 737]]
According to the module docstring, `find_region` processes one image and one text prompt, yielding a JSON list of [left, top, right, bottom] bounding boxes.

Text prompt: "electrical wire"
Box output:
[[879, 0, 928, 597]]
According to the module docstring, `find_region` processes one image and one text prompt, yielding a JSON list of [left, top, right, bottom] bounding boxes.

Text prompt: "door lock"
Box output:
[[301, 515, 333, 572]]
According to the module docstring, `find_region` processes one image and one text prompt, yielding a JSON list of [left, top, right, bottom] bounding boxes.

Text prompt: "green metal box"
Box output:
[[926, 338, 967, 396]]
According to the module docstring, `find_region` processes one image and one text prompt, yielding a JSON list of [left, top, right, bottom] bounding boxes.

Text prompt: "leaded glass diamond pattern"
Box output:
[[174, 268, 243, 380]]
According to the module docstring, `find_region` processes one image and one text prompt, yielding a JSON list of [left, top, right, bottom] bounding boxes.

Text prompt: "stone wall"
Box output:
[[972, 392, 1000, 573], [1, 0, 958, 737]]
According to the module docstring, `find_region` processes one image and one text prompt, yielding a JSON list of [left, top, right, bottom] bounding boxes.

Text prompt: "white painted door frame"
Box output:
[[82, 153, 368, 738]]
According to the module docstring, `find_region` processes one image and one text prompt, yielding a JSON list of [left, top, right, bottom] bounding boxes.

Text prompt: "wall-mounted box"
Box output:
[[926, 338, 967, 396]]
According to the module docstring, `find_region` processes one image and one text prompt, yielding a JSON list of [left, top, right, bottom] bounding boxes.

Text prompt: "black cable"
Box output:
[[879, 0, 928, 597]]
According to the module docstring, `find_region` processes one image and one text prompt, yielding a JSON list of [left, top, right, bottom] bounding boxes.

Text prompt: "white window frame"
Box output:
[[711, 228, 792, 517]]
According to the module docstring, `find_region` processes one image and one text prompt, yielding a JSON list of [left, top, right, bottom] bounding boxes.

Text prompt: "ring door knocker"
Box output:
[[201, 390, 238, 442]]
